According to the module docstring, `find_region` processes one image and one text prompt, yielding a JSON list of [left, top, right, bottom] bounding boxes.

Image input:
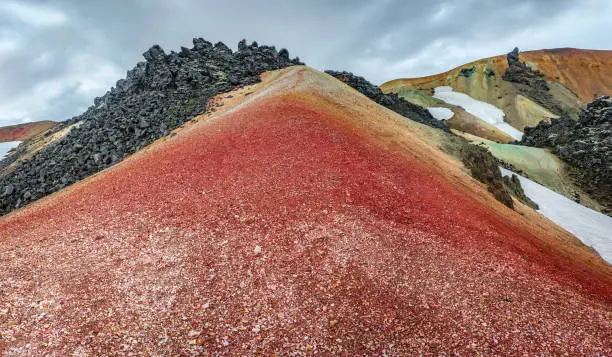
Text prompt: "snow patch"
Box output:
[[433, 86, 523, 140], [427, 107, 454, 120], [0, 141, 21, 159], [500, 167, 612, 263]]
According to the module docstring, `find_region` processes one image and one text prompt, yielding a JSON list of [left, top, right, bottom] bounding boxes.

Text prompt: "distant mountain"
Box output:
[[518, 48, 612, 102], [381, 48, 612, 140], [382, 48, 612, 102], [0, 121, 55, 143]]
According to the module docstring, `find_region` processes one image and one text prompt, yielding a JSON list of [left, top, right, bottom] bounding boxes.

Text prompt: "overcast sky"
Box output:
[[0, 0, 611, 126]]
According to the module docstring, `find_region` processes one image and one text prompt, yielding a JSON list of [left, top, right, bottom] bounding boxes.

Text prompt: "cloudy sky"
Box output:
[[0, 0, 611, 126]]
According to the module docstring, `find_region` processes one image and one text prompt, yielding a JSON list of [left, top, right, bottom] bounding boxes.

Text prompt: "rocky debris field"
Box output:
[[324, 71, 449, 132], [520, 96, 612, 213], [0, 38, 302, 215]]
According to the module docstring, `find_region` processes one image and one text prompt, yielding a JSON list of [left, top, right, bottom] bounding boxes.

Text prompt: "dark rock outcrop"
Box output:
[[520, 96, 612, 213], [0, 38, 302, 215], [460, 144, 514, 209], [519, 116, 575, 147], [459, 67, 476, 78], [503, 47, 549, 91], [502, 174, 539, 210], [324, 71, 449, 132], [502, 47, 566, 115]]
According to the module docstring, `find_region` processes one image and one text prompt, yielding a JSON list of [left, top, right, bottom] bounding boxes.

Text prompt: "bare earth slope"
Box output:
[[521, 48, 612, 102], [0, 67, 610, 355], [0, 121, 55, 143]]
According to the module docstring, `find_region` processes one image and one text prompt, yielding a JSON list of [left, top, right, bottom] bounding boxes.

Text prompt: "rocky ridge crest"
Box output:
[[0, 38, 302, 215]]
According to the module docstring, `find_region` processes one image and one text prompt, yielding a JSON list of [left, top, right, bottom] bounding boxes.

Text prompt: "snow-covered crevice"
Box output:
[[427, 107, 454, 120], [433, 86, 523, 140], [0, 141, 21, 159], [500, 167, 612, 263]]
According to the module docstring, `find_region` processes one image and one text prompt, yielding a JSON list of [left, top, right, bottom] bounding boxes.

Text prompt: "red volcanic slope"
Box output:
[[0, 68, 610, 355]]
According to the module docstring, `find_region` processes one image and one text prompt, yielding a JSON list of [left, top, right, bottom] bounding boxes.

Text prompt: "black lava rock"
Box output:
[[0, 38, 303, 215], [324, 70, 449, 132], [503, 47, 548, 90], [520, 96, 612, 212], [520, 116, 575, 147]]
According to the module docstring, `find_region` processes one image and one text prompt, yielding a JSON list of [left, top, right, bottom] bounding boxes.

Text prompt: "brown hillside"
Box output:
[[0, 121, 56, 143], [521, 48, 612, 102]]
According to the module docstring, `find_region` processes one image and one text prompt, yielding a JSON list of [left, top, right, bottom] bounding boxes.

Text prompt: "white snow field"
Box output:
[[500, 167, 612, 263], [0, 141, 21, 159], [433, 86, 523, 140], [427, 107, 454, 120]]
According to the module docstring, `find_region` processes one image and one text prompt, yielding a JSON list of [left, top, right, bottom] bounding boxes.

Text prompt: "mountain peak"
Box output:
[[1, 65, 610, 354]]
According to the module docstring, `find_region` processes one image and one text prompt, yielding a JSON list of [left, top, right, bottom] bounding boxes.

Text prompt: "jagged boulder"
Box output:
[[324, 70, 449, 132], [502, 47, 568, 115], [192, 38, 213, 52], [503, 47, 549, 91], [0, 38, 303, 215]]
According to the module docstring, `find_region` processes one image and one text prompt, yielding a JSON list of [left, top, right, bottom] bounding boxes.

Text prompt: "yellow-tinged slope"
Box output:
[[382, 48, 612, 103], [381, 49, 612, 139]]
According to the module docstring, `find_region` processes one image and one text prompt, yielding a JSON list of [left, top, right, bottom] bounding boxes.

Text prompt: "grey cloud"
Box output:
[[0, 0, 610, 125]]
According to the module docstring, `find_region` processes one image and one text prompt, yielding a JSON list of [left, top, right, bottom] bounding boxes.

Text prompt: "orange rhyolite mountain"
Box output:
[[0, 121, 55, 143], [0, 67, 610, 355], [382, 48, 612, 103]]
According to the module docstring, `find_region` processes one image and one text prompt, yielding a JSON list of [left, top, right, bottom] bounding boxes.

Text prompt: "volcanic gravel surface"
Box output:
[[0, 67, 610, 356]]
